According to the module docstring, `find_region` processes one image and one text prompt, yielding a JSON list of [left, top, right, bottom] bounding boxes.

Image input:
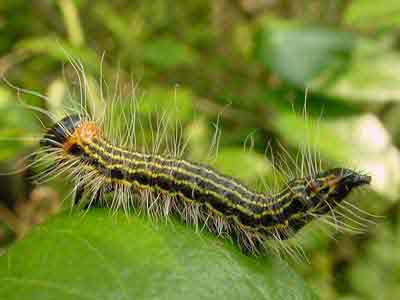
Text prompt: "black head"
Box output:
[[275, 168, 372, 238], [306, 167, 371, 214], [40, 114, 81, 148]]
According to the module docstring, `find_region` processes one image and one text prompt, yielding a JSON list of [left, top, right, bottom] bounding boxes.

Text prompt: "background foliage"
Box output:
[[1, 1, 400, 299]]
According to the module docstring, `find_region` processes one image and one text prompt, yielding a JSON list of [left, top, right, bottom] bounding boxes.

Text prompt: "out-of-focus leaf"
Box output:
[[185, 117, 212, 162], [0, 210, 317, 300], [274, 112, 400, 200], [46, 78, 68, 120], [233, 23, 253, 58], [0, 221, 16, 248], [325, 38, 400, 102], [93, 3, 144, 46], [0, 87, 10, 107], [58, 0, 85, 47], [15, 37, 101, 75], [345, 0, 400, 31], [139, 86, 195, 122], [348, 221, 400, 299], [261, 89, 364, 119], [273, 111, 350, 163], [0, 87, 40, 160], [143, 38, 198, 69], [212, 147, 271, 186], [344, 115, 400, 200], [254, 18, 354, 87]]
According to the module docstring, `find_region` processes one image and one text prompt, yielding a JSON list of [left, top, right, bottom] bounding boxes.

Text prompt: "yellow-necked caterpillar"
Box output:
[[37, 111, 371, 254]]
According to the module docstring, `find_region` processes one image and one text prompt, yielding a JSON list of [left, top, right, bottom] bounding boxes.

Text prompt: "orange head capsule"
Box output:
[[40, 114, 101, 154]]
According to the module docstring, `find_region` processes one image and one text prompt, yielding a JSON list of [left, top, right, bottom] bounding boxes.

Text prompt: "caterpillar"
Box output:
[[35, 109, 371, 255], [1, 60, 372, 257]]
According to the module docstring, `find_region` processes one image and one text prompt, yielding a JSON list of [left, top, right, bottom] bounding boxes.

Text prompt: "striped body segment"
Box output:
[[81, 137, 310, 230]]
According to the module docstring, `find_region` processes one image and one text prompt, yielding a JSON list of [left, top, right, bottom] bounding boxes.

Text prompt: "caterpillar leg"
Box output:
[[76, 184, 116, 209], [74, 187, 104, 209], [85, 189, 103, 209], [73, 175, 108, 207], [74, 184, 85, 206]]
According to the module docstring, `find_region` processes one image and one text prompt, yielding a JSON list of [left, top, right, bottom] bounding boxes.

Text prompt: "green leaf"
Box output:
[[324, 38, 400, 102], [348, 221, 400, 299], [0, 210, 317, 300], [0, 87, 40, 160], [140, 86, 195, 122], [15, 37, 101, 75], [345, 0, 400, 31], [254, 18, 354, 87], [274, 110, 400, 200], [0, 221, 16, 248], [143, 38, 198, 69], [212, 147, 271, 186]]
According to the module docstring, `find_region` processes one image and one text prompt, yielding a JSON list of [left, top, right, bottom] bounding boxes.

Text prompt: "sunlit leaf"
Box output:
[[345, 0, 400, 31], [325, 38, 400, 102], [274, 111, 400, 200]]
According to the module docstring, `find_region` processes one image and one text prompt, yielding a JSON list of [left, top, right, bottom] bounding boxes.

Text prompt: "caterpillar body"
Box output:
[[38, 111, 371, 255]]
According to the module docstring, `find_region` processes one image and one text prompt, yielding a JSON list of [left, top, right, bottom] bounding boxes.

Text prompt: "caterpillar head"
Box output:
[[277, 168, 371, 238], [40, 114, 100, 154], [305, 168, 371, 214]]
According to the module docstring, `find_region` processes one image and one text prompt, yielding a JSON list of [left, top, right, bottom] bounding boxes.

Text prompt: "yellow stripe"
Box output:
[[79, 164, 289, 232], [79, 146, 301, 219], [96, 138, 284, 198], [89, 139, 301, 209]]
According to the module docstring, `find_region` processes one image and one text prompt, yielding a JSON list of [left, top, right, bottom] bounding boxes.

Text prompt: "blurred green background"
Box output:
[[0, 1, 400, 299]]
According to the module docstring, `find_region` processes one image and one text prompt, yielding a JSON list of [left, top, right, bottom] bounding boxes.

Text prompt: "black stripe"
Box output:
[[94, 138, 261, 200], [78, 141, 312, 229]]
